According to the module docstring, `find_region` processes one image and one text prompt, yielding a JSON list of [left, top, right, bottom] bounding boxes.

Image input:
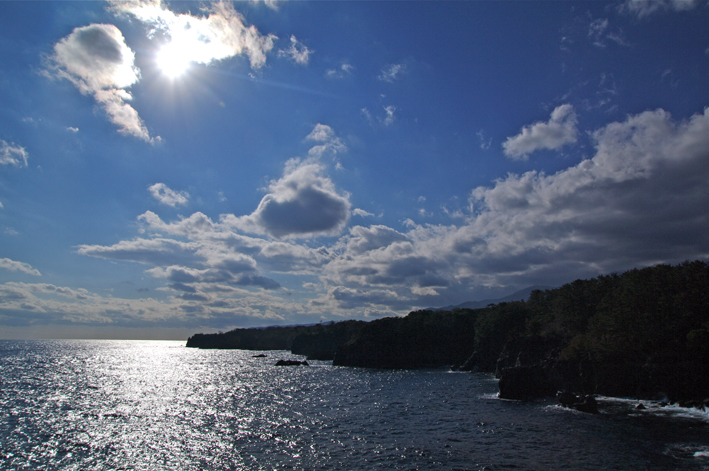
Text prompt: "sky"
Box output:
[[0, 0, 708, 340]]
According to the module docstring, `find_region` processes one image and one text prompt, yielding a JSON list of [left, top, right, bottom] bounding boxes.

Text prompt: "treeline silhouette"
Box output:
[[187, 320, 366, 360], [188, 261, 709, 400]]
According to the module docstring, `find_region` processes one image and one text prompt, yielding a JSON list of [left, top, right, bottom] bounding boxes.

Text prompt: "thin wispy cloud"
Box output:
[[378, 63, 405, 83], [326, 63, 354, 79], [306, 124, 347, 159], [620, 0, 700, 17], [278, 35, 312, 65], [476, 130, 492, 150], [0, 141, 28, 167], [250, 0, 281, 11], [380, 105, 396, 126], [352, 208, 374, 218]]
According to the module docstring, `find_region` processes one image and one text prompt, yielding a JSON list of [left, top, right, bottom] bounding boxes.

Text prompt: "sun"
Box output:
[[156, 43, 190, 79]]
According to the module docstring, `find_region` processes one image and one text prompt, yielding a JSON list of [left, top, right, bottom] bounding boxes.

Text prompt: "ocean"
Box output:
[[1, 340, 708, 470]]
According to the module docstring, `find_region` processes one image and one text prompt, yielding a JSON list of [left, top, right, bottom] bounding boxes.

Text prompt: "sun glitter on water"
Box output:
[[156, 43, 190, 78]]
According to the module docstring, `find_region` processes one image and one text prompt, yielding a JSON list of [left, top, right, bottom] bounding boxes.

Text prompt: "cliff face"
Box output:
[[187, 261, 709, 401], [333, 310, 477, 369], [186, 321, 367, 361], [334, 261, 709, 401], [186, 325, 307, 350], [290, 320, 366, 360]]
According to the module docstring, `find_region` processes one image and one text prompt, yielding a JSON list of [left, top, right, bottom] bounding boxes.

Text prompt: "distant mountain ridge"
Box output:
[[428, 285, 555, 312]]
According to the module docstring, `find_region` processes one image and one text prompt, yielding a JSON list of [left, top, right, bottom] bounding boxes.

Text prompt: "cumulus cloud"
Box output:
[[278, 35, 312, 65], [51, 24, 156, 142], [230, 159, 351, 238], [378, 63, 405, 83], [0, 141, 28, 167], [149, 183, 189, 207], [461, 107, 709, 277], [313, 106, 709, 311], [620, 0, 699, 17], [70, 106, 709, 322], [110, 0, 277, 70], [0, 258, 41, 276], [502, 104, 578, 159]]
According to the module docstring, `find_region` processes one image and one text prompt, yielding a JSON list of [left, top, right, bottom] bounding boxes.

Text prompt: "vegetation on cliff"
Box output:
[[332, 309, 477, 368], [186, 320, 366, 360], [188, 261, 709, 399]]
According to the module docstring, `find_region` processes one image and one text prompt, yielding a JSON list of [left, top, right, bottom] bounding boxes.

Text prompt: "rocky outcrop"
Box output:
[[498, 365, 556, 400], [556, 391, 599, 413], [275, 359, 309, 366], [290, 320, 366, 360]]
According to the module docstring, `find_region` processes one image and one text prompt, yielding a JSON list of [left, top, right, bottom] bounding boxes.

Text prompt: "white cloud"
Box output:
[[314, 106, 709, 311], [229, 159, 351, 238], [326, 63, 354, 79], [148, 257, 280, 291], [380, 105, 396, 126], [378, 63, 405, 83], [588, 18, 609, 47], [477, 130, 492, 150], [149, 183, 189, 207], [353, 208, 374, 218], [111, 0, 277, 70], [78, 236, 202, 267], [0, 141, 28, 167], [306, 124, 347, 158], [67, 127, 79, 133], [278, 35, 312, 65], [620, 0, 699, 17], [502, 104, 578, 159], [51, 24, 156, 142], [250, 0, 280, 10], [68, 107, 709, 323], [0, 258, 41, 276]]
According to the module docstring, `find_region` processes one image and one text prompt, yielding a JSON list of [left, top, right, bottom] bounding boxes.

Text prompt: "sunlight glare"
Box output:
[[157, 44, 190, 79]]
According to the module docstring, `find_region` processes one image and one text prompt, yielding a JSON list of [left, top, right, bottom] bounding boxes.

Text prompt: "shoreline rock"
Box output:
[[275, 359, 309, 366]]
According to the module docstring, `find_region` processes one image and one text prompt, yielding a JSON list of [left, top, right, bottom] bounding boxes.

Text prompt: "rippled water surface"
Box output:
[[1, 340, 709, 470]]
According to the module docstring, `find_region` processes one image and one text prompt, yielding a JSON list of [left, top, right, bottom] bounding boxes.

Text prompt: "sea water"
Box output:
[[1, 340, 708, 470]]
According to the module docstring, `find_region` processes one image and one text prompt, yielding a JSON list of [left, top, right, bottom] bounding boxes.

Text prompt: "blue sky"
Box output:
[[1, 0, 708, 339]]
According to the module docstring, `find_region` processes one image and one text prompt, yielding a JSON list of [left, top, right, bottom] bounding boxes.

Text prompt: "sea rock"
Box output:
[[573, 395, 599, 414], [275, 359, 309, 366], [498, 365, 555, 400], [557, 391, 579, 408]]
